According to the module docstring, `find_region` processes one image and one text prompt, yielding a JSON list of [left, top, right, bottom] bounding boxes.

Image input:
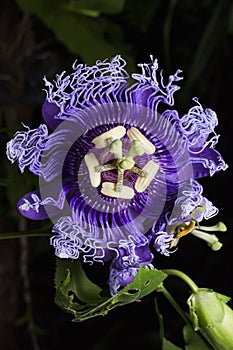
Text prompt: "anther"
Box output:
[[84, 153, 101, 187], [92, 126, 126, 148], [101, 182, 134, 199], [127, 127, 155, 154], [135, 160, 159, 192]]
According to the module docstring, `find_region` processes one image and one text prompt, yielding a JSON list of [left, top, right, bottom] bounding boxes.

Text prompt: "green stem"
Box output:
[[160, 286, 211, 347], [160, 286, 192, 326], [0, 231, 51, 240], [162, 269, 199, 293]]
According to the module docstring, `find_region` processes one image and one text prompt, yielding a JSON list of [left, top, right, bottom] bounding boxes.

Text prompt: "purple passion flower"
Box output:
[[6, 56, 227, 295]]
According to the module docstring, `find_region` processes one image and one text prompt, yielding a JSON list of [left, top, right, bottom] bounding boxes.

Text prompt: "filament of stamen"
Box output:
[[116, 168, 124, 192]]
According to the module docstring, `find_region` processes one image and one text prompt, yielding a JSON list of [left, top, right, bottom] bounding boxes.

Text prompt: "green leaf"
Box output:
[[183, 324, 213, 350], [163, 338, 183, 350], [55, 258, 104, 304], [54, 260, 167, 322], [62, 0, 126, 16], [112, 266, 167, 305], [16, 0, 135, 70]]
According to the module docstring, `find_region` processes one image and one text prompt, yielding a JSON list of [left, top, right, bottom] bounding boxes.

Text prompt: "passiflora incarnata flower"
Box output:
[[6, 56, 227, 295]]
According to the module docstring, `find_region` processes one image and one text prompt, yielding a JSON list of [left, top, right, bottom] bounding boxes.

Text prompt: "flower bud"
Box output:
[[187, 288, 233, 350]]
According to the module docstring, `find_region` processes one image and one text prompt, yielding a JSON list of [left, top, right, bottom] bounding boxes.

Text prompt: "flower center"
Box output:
[[84, 126, 159, 199]]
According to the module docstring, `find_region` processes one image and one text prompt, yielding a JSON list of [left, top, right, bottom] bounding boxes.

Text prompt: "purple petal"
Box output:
[[180, 98, 218, 150], [51, 215, 115, 262], [6, 124, 48, 175], [190, 147, 228, 178], [17, 190, 49, 220], [108, 240, 154, 295], [130, 56, 183, 109], [17, 180, 68, 220], [42, 100, 61, 130], [153, 232, 175, 256]]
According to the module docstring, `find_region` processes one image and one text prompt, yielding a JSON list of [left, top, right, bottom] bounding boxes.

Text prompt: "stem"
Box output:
[[162, 269, 199, 293], [159, 286, 211, 347], [160, 286, 192, 326], [19, 216, 41, 350], [0, 230, 51, 240]]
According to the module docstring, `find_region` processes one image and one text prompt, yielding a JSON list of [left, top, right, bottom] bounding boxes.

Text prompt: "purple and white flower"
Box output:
[[6, 55, 227, 295]]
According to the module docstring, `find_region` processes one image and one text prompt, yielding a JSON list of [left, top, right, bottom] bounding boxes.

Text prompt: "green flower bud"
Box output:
[[188, 288, 233, 350]]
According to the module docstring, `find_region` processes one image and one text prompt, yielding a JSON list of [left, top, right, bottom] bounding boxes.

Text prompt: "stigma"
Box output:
[[84, 126, 159, 199]]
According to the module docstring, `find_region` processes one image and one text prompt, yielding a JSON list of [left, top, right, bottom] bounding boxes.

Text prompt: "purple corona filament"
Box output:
[[6, 55, 228, 295]]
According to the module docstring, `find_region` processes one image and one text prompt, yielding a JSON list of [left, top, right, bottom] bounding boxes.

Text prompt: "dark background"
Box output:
[[0, 0, 232, 349]]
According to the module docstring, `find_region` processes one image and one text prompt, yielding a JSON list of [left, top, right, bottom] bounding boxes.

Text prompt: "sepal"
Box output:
[[187, 288, 233, 350]]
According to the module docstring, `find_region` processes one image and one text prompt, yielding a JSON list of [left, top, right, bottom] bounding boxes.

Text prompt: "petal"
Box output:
[[51, 215, 116, 262], [43, 55, 129, 120], [6, 124, 48, 175], [42, 100, 61, 130], [17, 190, 49, 220], [180, 98, 218, 150], [108, 240, 153, 295], [17, 180, 68, 220], [153, 232, 175, 256], [190, 148, 228, 178], [130, 56, 183, 109]]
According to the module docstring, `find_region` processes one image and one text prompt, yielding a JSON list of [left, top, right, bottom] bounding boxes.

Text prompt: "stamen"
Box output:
[[131, 166, 146, 177], [92, 126, 126, 148], [191, 229, 223, 251], [198, 221, 227, 233], [190, 221, 226, 251], [135, 160, 159, 192], [101, 182, 134, 199], [85, 126, 158, 199], [116, 168, 124, 192], [127, 127, 156, 154], [95, 163, 117, 173], [84, 153, 101, 187]]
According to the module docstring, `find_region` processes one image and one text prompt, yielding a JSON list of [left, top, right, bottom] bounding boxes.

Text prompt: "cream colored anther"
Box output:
[[92, 126, 126, 148], [84, 153, 101, 187], [135, 160, 159, 192], [127, 127, 155, 154], [101, 182, 134, 199]]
